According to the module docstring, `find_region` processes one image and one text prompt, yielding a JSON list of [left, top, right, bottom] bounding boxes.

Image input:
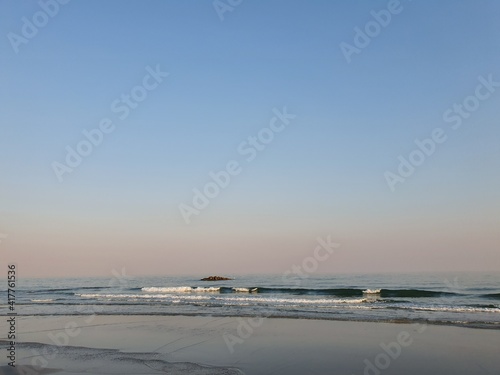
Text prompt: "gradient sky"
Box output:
[[1, 0, 499, 278]]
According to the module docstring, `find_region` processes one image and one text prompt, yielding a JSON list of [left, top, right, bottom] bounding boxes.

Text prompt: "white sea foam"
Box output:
[[233, 288, 258, 293], [193, 287, 221, 292], [142, 287, 192, 293], [141, 286, 220, 293], [79, 293, 161, 299], [77, 293, 498, 316], [204, 296, 367, 305], [31, 299, 54, 302], [76, 293, 367, 305], [407, 305, 500, 313], [363, 289, 381, 294]]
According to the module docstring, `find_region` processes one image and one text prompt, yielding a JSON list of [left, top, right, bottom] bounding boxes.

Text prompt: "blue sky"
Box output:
[[1, 0, 499, 277]]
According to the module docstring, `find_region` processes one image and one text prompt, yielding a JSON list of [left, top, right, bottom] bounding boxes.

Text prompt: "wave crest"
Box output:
[[141, 287, 220, 293], [363, 289, 381, 294]]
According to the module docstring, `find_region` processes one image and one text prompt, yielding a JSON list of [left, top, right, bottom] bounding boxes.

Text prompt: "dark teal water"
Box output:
[[2, 272, 499, 328]]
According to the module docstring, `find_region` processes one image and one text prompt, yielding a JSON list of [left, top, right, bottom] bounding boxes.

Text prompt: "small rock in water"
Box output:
[[200, 276, 233, 281]]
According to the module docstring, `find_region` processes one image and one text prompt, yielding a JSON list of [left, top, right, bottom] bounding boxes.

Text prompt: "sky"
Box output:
[[0, 0, 499, 278]]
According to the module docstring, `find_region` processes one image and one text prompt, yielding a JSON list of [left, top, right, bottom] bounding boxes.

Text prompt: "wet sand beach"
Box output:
[[1, 315, 499, 374]]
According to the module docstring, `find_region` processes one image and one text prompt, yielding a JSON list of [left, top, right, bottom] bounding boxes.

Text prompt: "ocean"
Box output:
[[3, 272, 499, 329]]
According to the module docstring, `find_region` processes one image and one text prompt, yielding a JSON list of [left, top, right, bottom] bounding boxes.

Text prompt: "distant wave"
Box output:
[[10, 274, 499, 329], [78, 293, 209, 299], [0, 287, 449, 298], [138, 286, 461, 298], [58, 292, 500, 314], [27, 286, 111, 294], [255, 287, 458, 298], [466, 304, 499, 309], [77, 293, 368, 305], [72, 286, 500, 301], [380, 289, 456, 298], [482, 293, 500, 300]]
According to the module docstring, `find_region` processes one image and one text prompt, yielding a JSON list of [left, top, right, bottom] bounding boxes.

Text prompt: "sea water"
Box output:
[[2, 272, 499, 328]]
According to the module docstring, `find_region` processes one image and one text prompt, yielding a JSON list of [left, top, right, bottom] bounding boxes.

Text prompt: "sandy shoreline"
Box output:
[[1, 315, 499, 374]]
